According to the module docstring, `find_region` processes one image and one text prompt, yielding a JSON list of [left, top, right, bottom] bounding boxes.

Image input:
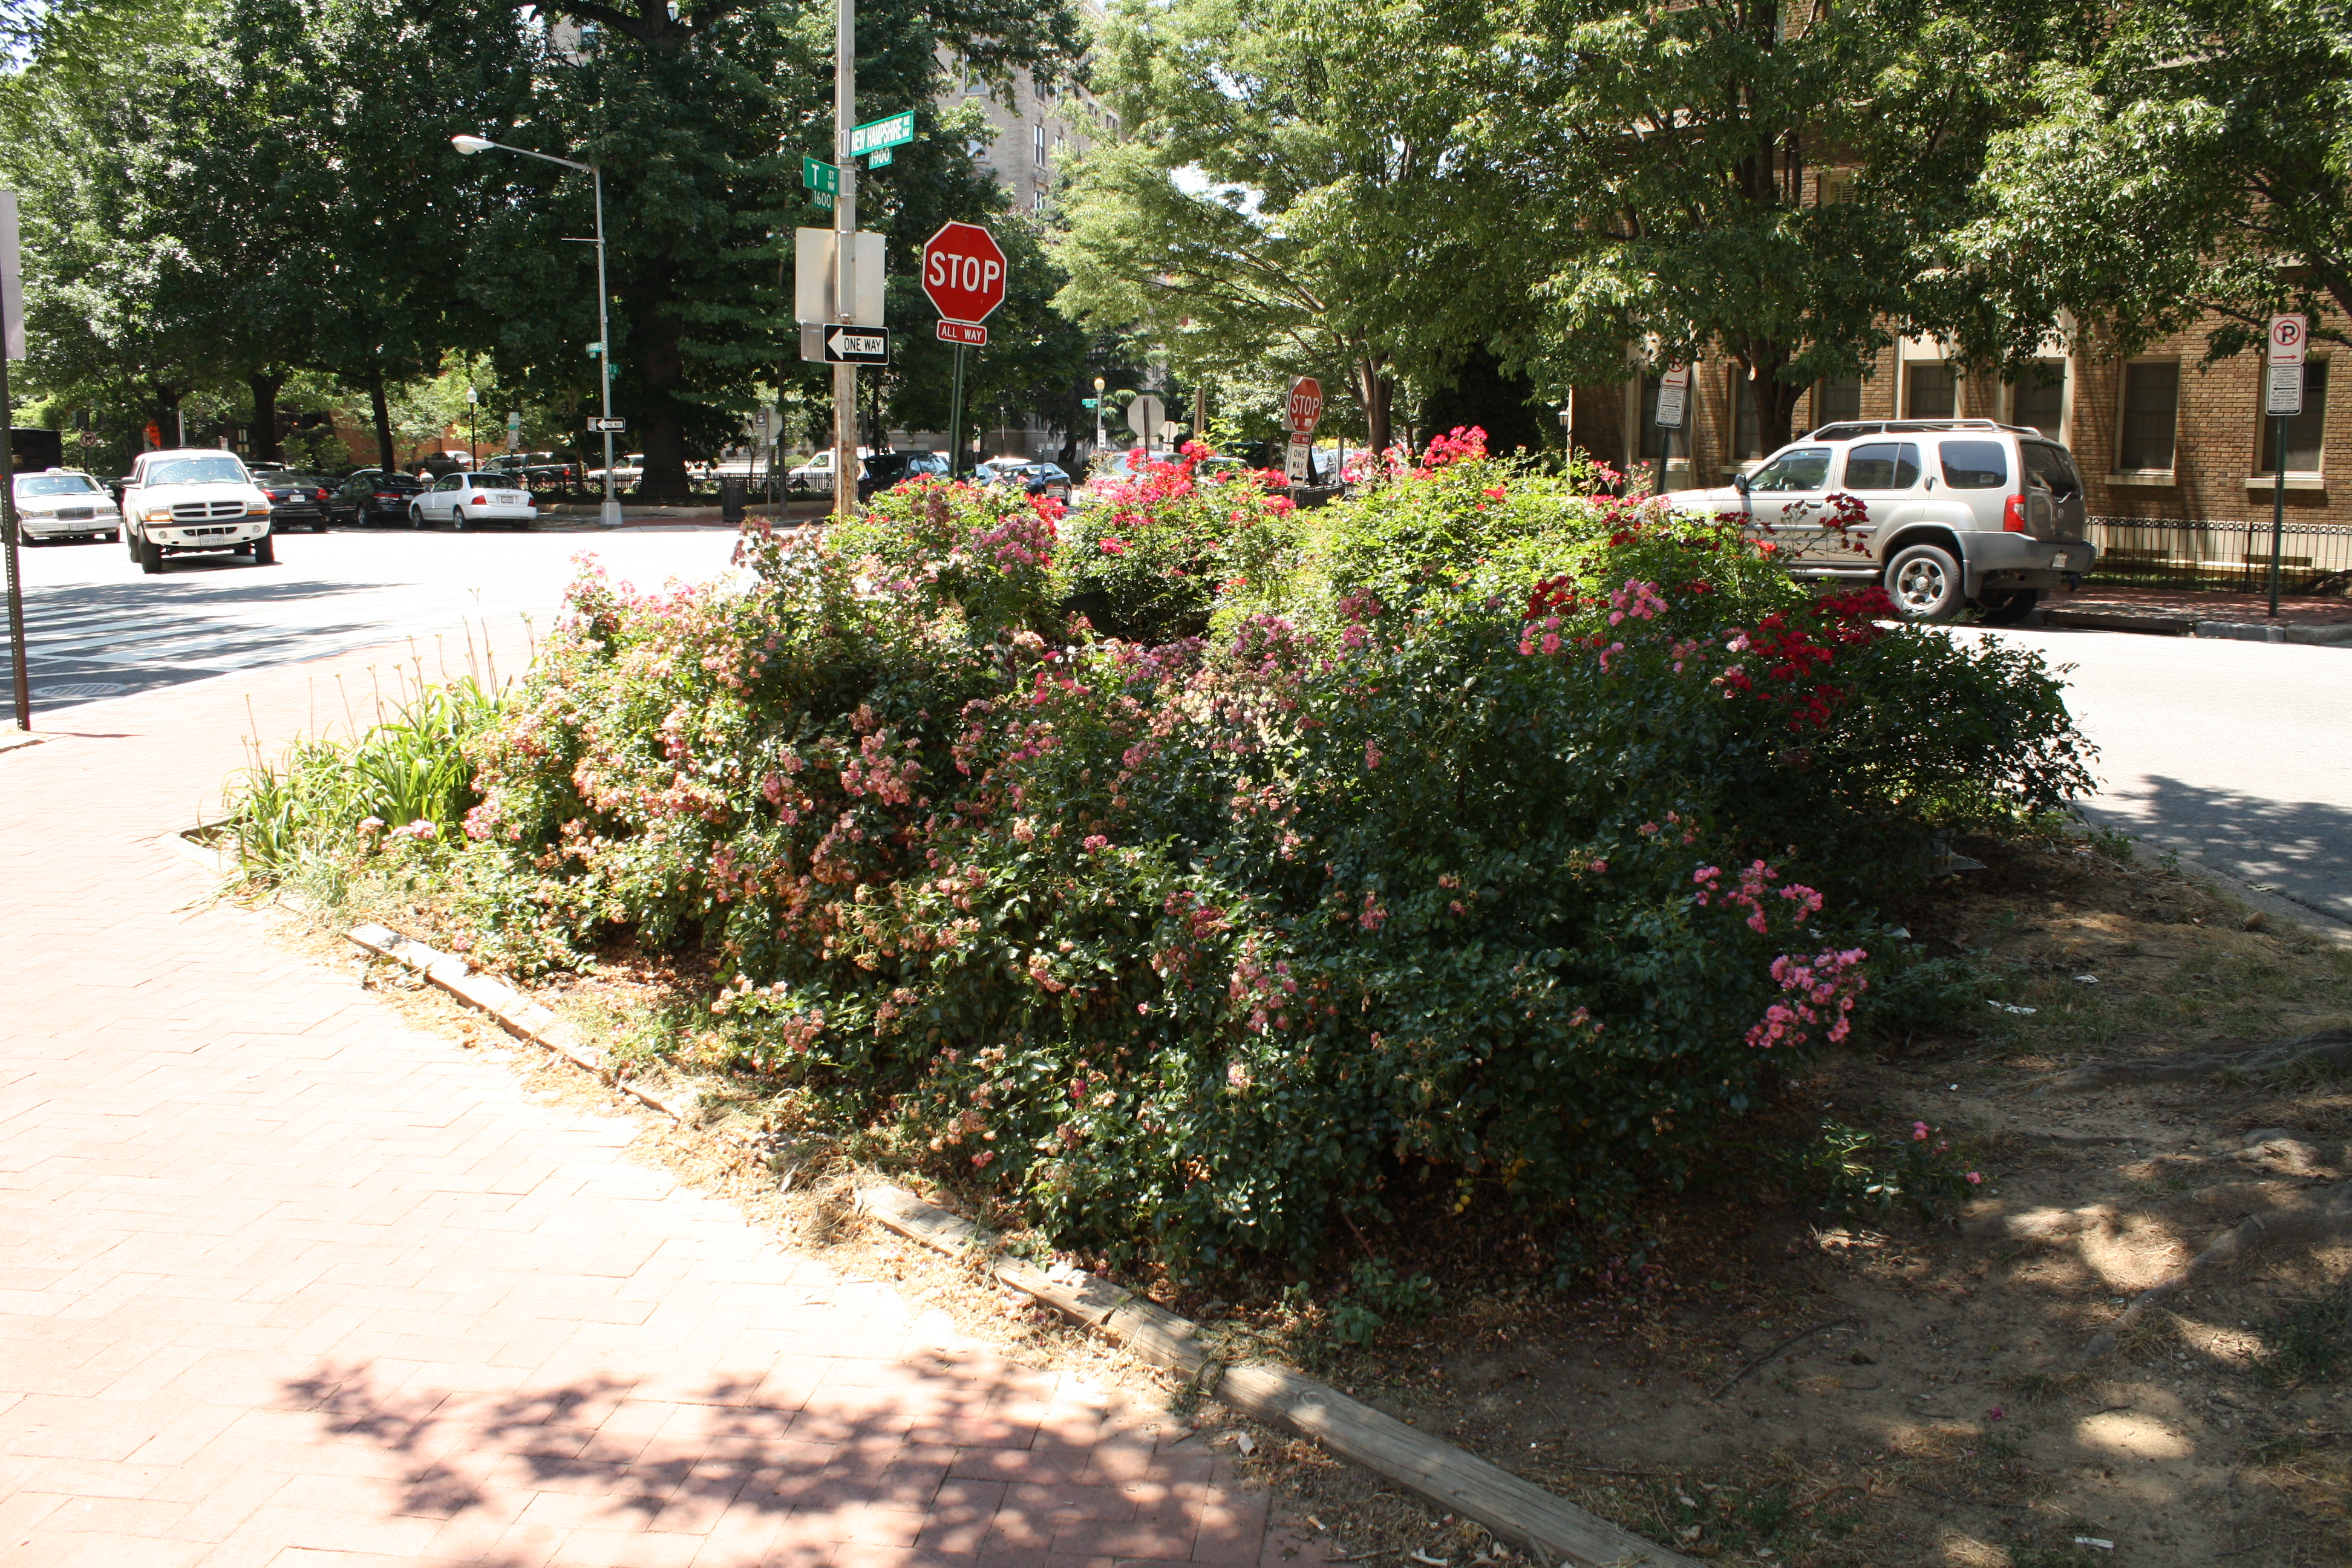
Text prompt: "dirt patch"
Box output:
[[249, 831, 2352, 1567]]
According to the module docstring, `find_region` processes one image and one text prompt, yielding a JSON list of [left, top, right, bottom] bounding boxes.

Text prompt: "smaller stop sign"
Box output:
[[921, 221, 1008, 325], [1286, 376, 1324, 434]]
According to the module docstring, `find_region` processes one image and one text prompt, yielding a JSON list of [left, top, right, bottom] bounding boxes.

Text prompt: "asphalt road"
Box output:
[[5, 532, 2345, 925], [1967, 624, 2352, 928], [0, 521, 745, 720]]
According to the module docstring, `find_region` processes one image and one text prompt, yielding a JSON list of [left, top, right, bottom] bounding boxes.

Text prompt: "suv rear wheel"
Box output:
[[1978, 589, 2039, 626], [1885, 543, 1964, 623]]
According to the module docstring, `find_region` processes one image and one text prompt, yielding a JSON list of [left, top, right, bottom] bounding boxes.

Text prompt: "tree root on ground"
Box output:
[[2020, 1030, 2352, 1094]]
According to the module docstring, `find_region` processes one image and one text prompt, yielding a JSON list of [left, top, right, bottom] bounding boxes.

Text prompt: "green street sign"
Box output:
[[867, 146, 894, 169], [801, 155, 839, 194], [812, 190, 834, 211], [1080, 397, 1098, 408], [850, 110, 915, 156]]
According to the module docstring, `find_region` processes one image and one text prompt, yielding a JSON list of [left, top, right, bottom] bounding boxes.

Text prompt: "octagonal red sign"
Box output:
[[1286, 376, 1324, 434], [921, 221, 1007, 325]]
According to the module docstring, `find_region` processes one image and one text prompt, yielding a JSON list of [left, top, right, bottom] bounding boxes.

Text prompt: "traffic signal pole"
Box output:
[[832, 0, 857, 521]]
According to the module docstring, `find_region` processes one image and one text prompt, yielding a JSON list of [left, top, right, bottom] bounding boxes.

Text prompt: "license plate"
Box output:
[[496, 492, 526, 505]]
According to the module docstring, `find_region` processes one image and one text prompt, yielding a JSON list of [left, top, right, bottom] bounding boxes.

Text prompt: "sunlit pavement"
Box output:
[[1965, 624, 2352, 927], [1, 523, 750, 721]]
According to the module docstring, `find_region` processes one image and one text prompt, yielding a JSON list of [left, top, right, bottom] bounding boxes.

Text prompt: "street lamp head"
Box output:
[[451, 134, 495, 155], [1094, 376, 1105, 393]]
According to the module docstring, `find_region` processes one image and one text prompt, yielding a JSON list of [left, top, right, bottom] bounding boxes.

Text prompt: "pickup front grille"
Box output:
[[171, 500, 246, 520]]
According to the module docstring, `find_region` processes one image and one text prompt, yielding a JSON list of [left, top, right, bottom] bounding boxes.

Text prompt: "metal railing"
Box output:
[[2086, 515, 2352, 595]]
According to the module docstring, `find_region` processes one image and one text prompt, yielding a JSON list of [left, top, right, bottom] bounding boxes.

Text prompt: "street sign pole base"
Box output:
[[601, 498, 624, 528]]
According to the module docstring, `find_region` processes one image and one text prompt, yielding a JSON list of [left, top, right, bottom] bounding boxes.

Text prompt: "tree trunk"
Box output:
[[632, 292, 691, 502], [1353, 358, 1396, 453], [249, 370, 286, 462], [368, 373, 396, 472], [143, 382, 183, 451]]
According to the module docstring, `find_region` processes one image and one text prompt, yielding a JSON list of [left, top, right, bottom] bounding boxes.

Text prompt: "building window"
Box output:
[[1034, 123, 1047, 165], [2259, 359, 2329, 474], [1817, 171, 1856, 204], [1903, 362, 1956, 419], [2117, 360, 2180, 472], [1731, 371, 1763, 460], [2012, 360, 2065, 439], [1815, 376, 1861, 428], [963, 74, 984, 97]]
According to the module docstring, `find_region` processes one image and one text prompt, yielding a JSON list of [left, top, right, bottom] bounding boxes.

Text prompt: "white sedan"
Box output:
[[408, 471, 538, 531]]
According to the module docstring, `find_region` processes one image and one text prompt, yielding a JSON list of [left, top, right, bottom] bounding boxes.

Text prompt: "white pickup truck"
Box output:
[[119, 449, 276, 573]]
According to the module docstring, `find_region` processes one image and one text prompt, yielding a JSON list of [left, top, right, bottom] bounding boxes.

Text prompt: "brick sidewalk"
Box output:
[[0, 632, 1319, 1567], [2056, 581, 2352, 627]]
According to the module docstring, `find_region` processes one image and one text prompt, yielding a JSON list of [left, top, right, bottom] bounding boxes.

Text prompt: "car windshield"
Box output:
[[1745, 447, 1831, 492], [280, 474, 335, 488], [14, 474, 102, 498], [144, 454, 249, 487], [463, 474, 512, 487]]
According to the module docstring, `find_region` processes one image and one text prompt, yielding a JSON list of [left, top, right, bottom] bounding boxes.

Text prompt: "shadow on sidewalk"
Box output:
[[2085, 774, 2352, 925]]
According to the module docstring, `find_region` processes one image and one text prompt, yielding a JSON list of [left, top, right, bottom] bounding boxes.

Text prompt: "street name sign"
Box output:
[[801, 156, 839, 194], [935, 320, 988, 346], [1655, 363, 1691, 430], [823, 326, 890, 365], [851, 111, 915, 157], [921, 222, 1008, 325], [2268, 313, 2308, 418], [587, 416, 627, 433], [1285, 376, 1323, 435]]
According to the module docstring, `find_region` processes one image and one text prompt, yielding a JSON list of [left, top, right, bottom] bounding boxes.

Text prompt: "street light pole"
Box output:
[[1093, 376, 1105, 462], [451, 134, 621, 528], [832, 0, 858, 521]]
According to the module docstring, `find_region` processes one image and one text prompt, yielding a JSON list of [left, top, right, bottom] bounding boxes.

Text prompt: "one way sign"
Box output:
[[822, 326, 889, 365]]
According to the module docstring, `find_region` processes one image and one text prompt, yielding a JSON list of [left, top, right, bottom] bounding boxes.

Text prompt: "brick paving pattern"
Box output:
[[0, 635, 1324, 1567]]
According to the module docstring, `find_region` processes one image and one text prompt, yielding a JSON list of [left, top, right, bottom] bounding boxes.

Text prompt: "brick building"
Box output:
[[1569, 309, 2350, 590]]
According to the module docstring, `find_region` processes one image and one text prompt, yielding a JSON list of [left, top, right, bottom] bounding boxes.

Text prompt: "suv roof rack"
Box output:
[[1802, 419, 2043, 440]]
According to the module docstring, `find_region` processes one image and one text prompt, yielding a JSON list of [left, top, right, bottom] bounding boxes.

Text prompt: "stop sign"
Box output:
[[1286, 376, 1324, 434], [921, 221, 1007, 325]]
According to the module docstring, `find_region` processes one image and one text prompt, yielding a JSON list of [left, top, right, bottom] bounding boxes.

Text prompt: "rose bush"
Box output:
[[1059, 443, 1304, 643], [240, 446, 2094, 1277]]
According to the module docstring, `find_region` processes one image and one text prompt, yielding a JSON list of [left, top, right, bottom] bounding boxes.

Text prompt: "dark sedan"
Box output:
[[255, 472, 337, 532], [327, 472, 427, 528]]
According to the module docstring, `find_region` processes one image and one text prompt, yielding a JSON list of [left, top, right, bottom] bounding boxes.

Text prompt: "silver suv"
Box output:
[[1671, 419, 2094, 623]]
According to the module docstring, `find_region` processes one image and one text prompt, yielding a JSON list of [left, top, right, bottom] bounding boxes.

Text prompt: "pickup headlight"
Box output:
[[246, 505, 270, 517], [142, 508, 173, 523]]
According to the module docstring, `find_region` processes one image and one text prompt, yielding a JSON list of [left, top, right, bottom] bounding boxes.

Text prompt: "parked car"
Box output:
[[10, 469, 119, 544], [117, 448, 275, 572], [407, 470, 538, 531], [1667, 417, 2094, 624], [252, 471, 337, 532], [786, 448, 871, 498], [327, 471, 426, 528], [488, 451, 583, 487], [857, 449, 950, 500]]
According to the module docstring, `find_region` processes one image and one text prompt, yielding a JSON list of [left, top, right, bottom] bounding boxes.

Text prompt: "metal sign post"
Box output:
[[832, 0, 858, 521], [2265, 314, 2307, 620], [1653, 364, 1690, 497], [1, 189, 29, 731]]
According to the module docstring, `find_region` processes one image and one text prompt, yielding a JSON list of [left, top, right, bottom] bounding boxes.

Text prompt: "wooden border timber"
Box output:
[[859, 1184, 1696, 1568]]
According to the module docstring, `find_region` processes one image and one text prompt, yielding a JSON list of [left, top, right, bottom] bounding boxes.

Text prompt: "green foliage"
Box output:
[[1327, 1256, 1442, 1346], [220, 681, 505, 898], [1855, 952, 1996, 1040], [232, 448, 2092, 1278], [1779, 1118, 1985, 1223], [2257, 1276, 2350, 1388], [1961, 0, 2352, 362], [1060, 448, 1304, 642]]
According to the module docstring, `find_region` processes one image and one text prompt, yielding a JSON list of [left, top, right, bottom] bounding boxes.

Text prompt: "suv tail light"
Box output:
[[2002, 494, 2028, 532]]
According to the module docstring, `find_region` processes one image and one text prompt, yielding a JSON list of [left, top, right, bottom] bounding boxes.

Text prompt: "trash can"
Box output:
[[719, 474, 747, 524]]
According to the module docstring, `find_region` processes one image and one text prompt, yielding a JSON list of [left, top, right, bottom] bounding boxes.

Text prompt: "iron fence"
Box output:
[[2086, 515, 2352, 595]]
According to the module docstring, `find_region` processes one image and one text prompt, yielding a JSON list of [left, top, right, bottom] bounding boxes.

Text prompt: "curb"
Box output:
[[2033, 607, 2352, 645], [860, 1185, 1696, 1568], [300, 906, 1691, 1568]]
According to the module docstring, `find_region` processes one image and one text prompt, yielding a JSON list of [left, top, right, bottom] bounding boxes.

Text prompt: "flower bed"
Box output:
[[225, 432, 2095, 1278]]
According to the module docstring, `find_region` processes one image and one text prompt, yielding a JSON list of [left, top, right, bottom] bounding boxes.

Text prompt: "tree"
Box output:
[[1057, 0, 1523, 453], [1960, 0, 2352, 363], [1471, 0, 2083, 451], [466, 0, 1085, 498]]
